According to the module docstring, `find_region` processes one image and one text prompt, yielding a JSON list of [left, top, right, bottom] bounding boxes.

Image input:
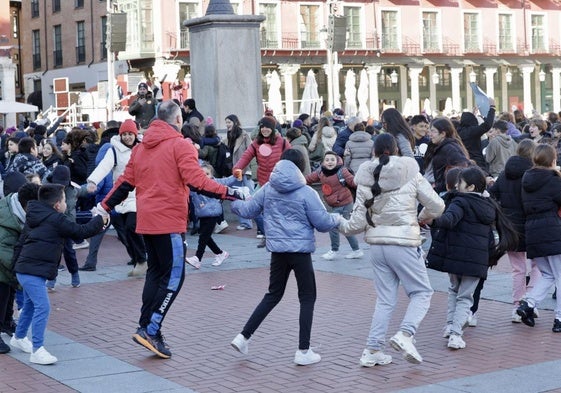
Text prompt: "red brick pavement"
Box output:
[[2, 234, 560, 393]]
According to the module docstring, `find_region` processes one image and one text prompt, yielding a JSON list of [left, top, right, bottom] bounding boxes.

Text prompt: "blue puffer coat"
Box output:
[[191, 175, 244, 218], [231, 160, 339, 252]]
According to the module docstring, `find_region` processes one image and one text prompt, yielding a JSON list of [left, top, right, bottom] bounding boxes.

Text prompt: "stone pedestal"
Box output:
[[184, 13, 265, 130]]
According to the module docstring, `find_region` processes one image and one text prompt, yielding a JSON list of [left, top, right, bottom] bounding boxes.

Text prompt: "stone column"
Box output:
[[0, 57, 17, 127], [552, 68, 561, 113], [184, 11, 265, 130], [450, 67, 463, 114], [279, 64, 299, 122], [409, 67, 423, 115], [519, 65, 535, 116], [484, 67, 497, 101], [366, 64, 381, 120], [332, 57, 343, 109], [429, 65, 437, 113], [501, 67, 509, 113]]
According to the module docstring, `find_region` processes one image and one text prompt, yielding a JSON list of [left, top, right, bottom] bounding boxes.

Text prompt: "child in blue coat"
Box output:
[[185, 162, 251, 268], [229, 149, 340, 366]]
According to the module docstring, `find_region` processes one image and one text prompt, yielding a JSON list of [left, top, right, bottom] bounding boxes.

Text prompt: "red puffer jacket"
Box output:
[[305, 161, 356, 207], [233, 137, 291, 186]]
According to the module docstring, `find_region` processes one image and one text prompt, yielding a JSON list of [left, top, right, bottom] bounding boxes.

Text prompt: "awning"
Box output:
[[0, 101, 39, 114]]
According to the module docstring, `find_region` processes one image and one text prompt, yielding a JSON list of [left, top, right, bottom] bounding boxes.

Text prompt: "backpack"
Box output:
[[213, 142, 232, 178]]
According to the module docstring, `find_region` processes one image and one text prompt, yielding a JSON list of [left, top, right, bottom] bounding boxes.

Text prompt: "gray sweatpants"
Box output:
[[526, 254, 561, 320], [366, 244, 433, 351], [447, 274, 480, 335]]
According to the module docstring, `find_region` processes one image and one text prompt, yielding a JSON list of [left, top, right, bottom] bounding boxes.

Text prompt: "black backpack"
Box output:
[[213, 142, 232, 178]]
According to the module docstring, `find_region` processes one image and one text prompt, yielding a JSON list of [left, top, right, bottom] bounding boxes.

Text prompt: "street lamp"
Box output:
[[432, 71, 439, 85], [505, 69, 512, 84], [539, 70, 546, 82], [469, 70, 477, 83], [390, 69, 398, 84]]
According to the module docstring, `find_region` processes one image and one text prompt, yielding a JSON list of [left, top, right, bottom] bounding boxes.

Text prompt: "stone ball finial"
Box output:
[[205, 0, 235, 15]]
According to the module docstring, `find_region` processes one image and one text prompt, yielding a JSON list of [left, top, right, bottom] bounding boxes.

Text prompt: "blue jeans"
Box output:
[[15, 273, 51, 351], [328, 203, 359, 252]]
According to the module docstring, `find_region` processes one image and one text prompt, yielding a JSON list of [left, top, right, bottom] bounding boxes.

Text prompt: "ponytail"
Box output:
[[364, 154, 390, 227], [488, 198, 519, 267]]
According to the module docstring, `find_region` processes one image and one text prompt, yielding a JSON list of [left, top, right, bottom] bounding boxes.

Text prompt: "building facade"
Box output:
[[16, 0, 561, 124]]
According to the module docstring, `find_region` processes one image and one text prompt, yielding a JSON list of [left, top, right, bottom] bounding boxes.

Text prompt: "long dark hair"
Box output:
[[424, 117, 469, 166], [226, 114, 243, 151], [458, 166, 519, 266], [381, 108, 415, 152], [364, 133, 397, 227]]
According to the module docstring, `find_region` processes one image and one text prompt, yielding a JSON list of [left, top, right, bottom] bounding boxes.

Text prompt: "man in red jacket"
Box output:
[[99, 100, 243, 359]]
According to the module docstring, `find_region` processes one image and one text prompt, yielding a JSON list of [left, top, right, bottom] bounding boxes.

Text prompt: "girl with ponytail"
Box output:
[[340, 133, 444, 367]]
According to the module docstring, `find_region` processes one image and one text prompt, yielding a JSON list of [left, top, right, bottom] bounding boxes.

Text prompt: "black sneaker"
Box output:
[[553, 319, 561, 333], [78, 265, 96, 271], [1, 320, 16, 337], [257, 238, 266, 248], [126, 260, 135, 266], [516, 300, 535, 327], [132, 327, 171, 358], [0, 336, 10, 354]]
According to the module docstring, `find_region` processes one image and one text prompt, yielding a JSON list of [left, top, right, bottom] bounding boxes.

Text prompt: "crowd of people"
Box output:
[[0, 90, 560, 369]]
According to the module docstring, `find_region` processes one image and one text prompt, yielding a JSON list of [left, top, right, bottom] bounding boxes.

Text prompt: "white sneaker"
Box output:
[[294, 348, 321, 365], [127, 262, 147, 277], [359, 349, 392, 367], [30, 346, 57, 365], [10, 336, 32, 353], [442, 324, 452, 338], [185, 256, 201, 269], [236, 225, 250, 230], [345, 249, 364, 259], [447, 334, 466, 350], [213, 221, 229, 234], [467, 311, 478, 327], [72, 240, 89, 250], [231, 333, 249, 355], [212, 251, 230, 267], [512, 309, 522, 323], [256, 231, 265, 239], [322, 250, 338, 260], [389, 331, 422, 364]]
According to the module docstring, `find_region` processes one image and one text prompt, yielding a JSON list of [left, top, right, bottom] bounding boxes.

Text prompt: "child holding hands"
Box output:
[[305, 151, 362, 260], [11, 184, 108, 364]]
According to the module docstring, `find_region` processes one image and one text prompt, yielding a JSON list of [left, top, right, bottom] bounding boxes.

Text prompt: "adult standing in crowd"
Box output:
[[380, 108, 415, 158], [99, 100, 244, 359], [128, 82, 157, 131]]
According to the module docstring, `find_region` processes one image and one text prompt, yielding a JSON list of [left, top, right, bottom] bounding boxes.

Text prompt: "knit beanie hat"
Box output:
[[292, 119, 304, 129], [3, 171, 27, 196], [50, 165, 71, 187], [119, 119, 138, 137], [258, 116, 276, 130]]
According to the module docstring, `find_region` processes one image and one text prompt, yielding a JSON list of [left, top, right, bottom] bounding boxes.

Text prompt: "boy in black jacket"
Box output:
[[10, 184, 108, 365]]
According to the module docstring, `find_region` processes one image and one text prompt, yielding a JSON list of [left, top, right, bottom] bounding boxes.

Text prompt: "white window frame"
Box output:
[[343, 3, 365, 49], [421, 9, 441, 52], [462, 11, 482, 52], [529, 12, 548, 53], [259, 1, 281, 48], [298, 2, 322, 49], [379, 7, 402, 52], [497, 12, 516, 53]]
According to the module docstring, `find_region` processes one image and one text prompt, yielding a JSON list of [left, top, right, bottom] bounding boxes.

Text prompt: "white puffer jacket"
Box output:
[[88, 135, 137, 213], [340, 155, 444, 246]]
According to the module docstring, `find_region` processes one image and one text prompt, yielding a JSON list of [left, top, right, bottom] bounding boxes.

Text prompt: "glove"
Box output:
[[225, 186, 245, 201], [91, 202, 110, 219], [233, 168, 243, 180]]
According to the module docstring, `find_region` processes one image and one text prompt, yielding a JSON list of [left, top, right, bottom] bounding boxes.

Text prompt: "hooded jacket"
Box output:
[[128, 85, 156, 129], [344, 131, 374, 173], [88, 135, 138, 213], [427, 138, 470, 193], [485, 134, 518, 177], [103, 119, 228, 234], [233, 136, 290, 186], [309, 126, 337, 154], [231, 160, 339, 253], [427, 192, 496, 278], [489, 155, 532, 252], [521, 167, 561, 258], [0, 194, 25, 287], [340, 156, 444, 246], [457, 107, 495, 171], [14, 200, 104, 280], [305, 156, 355, 207]]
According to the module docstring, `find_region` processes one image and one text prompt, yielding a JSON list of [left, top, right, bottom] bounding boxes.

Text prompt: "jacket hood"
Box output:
[[290, 134, 308, 147], [141, 120, 182, 149], [349, 131, 372, 142], [504, 155, 532, 180], [522, 168, 560, 193], [355, 156, 419, 191], [493, 134, 515, 148], [268, 160, 306, 193], [25, 200, 58, 229], [322, 126, 336, 138], [461, 193, 496, 225], [460, 112, 478, 127]]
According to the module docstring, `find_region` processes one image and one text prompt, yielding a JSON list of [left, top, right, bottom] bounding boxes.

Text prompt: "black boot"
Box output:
[[0, 336, 10, 354], [553, 319, 561, 333], [516, 300, 535, 327]]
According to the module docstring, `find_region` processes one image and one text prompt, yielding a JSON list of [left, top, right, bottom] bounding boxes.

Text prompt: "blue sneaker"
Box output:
[[71, 273, 80, 288]]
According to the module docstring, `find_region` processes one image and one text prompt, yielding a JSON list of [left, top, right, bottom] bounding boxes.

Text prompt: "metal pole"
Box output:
[[106, 1, 114, 121]]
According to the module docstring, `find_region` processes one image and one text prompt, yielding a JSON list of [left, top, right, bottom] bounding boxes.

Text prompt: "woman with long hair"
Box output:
[[340, 133, 444, 366], [380, 108, 415, 158], [424, 117, 471, 193], [40, 140, 63, 171]]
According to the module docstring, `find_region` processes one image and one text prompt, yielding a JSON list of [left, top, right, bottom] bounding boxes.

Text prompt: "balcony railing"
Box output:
[[32, 53, 41, 70], [300, 32, 320, 48], [53, 49, 63, 67]]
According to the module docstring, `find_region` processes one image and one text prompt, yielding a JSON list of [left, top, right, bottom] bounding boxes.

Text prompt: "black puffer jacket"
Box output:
[[489, 155, 532, 251], [14, 200, 104, 280], [427, 138, 470, 193], [427, 192, 496, 279], [457, 107, 495, 172], [521, 168, 561, 259]]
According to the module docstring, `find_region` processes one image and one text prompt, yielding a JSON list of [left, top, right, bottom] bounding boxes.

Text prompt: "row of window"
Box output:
[[31, 0, 85, 17], [31, 18, 107, 70]]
